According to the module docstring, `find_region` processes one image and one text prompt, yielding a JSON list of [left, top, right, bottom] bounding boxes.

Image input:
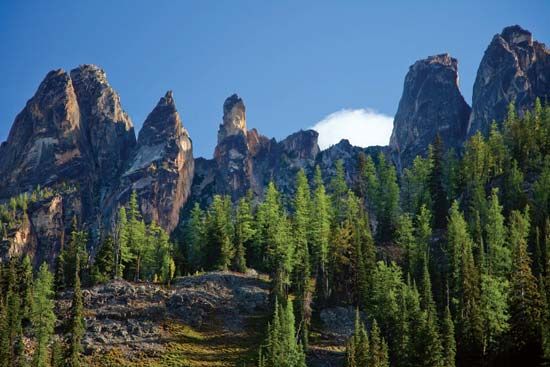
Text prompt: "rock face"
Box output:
[[0, 68, 194, 264], [191, 94, 321, 206], [390, 54, 471, 170], [468, 25, 550, 135], [112, 91, 194, 232], [0, 69, 89, 199], [70, 65, 136, 190]]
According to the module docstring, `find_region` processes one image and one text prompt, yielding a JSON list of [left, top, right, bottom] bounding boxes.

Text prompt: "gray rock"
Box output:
[[468, 25, 550, 136], [390, 54, 471, 170]]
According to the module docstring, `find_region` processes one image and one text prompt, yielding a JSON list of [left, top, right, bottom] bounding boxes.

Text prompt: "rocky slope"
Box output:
[[64, 272, 270, 366], [468, 25, 550, 136], [389, 54, 471, 170]]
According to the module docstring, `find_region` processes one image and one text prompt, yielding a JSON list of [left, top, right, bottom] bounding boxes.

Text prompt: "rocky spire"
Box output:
[[116, 91, 194, 232], [468, 25, 550, 135], [0, 69, 86, 197], [217, 94, 247, 143], [70, 64, 136, 185], [389, 54, 471, 170]]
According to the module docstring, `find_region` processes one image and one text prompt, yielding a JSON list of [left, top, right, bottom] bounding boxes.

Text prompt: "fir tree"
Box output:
[[369, 319, 390, 367], [485, 188, 509, 277], [442, 305, 456, 367], [508, 208, 544, 362], [430, 134, 448, 229], [233, 195, 255, 273], [31, 263, 56, 367], [310, 166, 331, 304], [258, 299, 306, 367], [66, 257, 85, 367]]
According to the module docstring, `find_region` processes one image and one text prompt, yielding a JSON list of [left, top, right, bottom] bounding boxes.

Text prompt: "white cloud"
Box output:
[[310, 108, 394, 150]]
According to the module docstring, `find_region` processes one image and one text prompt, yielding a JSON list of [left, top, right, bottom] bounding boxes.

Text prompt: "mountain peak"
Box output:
[[500, 24, 533, 46], [218, 93, 247, 143]]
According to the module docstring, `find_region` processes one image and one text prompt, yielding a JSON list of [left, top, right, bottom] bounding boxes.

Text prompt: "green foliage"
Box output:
[[258, 299, 306, 367], [31, 263, 56, 367], [66, 257, 85, 367]]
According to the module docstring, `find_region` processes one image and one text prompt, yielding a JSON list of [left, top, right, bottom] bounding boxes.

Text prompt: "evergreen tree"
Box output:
[[256, 183, 294, 299], [234, 195, 255, 273], [184, 203, 205, 272], [401, 155, 433, 216], [115, 206, 131, 278], [345, 309, 369, 367], [19, 254, 33, 321], [5, 259, 24, 367], [205, 195, 234, 271], [330, 160, 349, 224], [430, 134, 448, 229], [369, 319, 390, 367], [292, 169, 312, 348], [258, 299, 306, 367], [485, 189, 509, 277], [92, 235, 116, 284], [31, 263, 56, 367], [442, 305, 456, 367], [508, 208, 544, 362], [66, 257, 85, 367], [376, 153, 400, 242], [310, 166, 331, 304]]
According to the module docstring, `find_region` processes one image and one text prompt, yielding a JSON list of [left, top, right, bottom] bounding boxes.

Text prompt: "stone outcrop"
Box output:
[[191, 95, 322, 205], [64, 272, 269, 355], [468, 25, 550, 135], [0, 69, 90, 199], [0, 68, 194, 263], [70, 65, 136, 191], [112, 91, 194, 232], [389, 54, 471, 170]]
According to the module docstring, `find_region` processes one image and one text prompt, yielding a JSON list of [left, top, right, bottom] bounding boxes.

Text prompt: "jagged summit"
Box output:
[[390, 53, 470, 170], [468, 25, 550, 136], [500, 24, 533, 46], [218, 93, 247, 143]]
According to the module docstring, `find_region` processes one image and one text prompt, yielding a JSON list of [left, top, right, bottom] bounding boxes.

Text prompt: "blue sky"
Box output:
[[1, 1, 548, 158]]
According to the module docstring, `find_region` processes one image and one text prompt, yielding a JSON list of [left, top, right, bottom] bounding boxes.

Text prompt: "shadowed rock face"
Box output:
[[114, 91, 194, 232], [390, 54, 471, 170], [0, 69, 88, 198], [468, 25, 550, 135], [0, 70, 194, 263], [70, 65, 136, 190]]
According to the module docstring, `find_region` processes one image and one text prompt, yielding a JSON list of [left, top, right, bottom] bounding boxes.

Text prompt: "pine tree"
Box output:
[[205, 195, 234, 271], [369, 319, 390, 367], [310, 166, 331, 304], [50, 338, 64, 367], [5, 259, 24, 367], [292, 169, 312, 348], [345, 309, 369, 367], [376, 153, 400, 242], [258, 299, 306, 367], [115, 206, 131, 278], [233, 195, 255, 273], [430, 134, 448, 229], [330, 160, 349, 224], [485, 188, 509, 277], [66, 257, 85, 367], [508, 208, 544, 362], [92, 235, 116, 284], [31, 263, 56, 367], [256, 183, 294, 299], [442, 305, 456, 367], [184, 203, 205, 272], [19, 254, 33, 321]]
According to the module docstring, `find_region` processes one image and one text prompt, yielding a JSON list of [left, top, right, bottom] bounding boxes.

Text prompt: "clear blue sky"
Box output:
[[1, 1, 548, 158]]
